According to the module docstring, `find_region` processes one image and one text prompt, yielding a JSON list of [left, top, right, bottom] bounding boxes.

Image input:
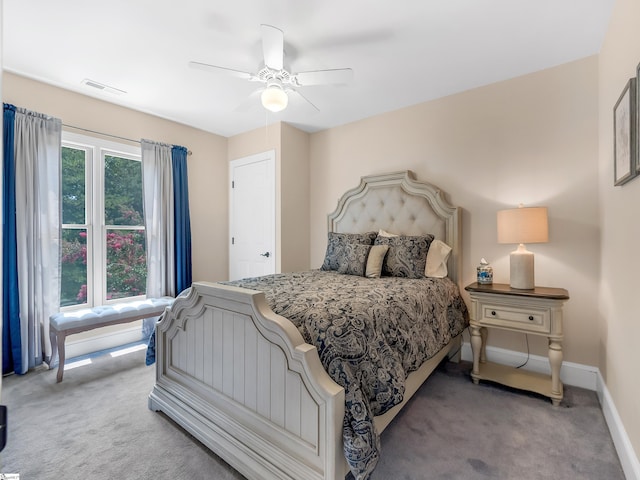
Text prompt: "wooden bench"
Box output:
[[49, 297, 174, 382]]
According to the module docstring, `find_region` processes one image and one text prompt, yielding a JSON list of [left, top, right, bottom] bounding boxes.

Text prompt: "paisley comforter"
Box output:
[[223, 270, 469, 480]]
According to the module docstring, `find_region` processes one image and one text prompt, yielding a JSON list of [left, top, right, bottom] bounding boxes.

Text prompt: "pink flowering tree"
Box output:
[[60, 206, 147, 306], [105, 228, 147, 300]]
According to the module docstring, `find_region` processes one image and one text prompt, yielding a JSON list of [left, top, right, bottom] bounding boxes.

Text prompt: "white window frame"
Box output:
[[61, 131, 145, 310]]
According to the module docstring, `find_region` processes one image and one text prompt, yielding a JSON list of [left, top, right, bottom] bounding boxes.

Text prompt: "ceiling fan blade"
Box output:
[[189, 61, 254, 80], [234, 88, 264, 112], [294, 68, 354, 86], [287, 89, 320, 112], [261, 24, 284, 71]]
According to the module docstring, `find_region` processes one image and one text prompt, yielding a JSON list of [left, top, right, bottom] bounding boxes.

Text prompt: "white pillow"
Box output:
[[377, 229, 398, 238], [425, 239, 452, 278]]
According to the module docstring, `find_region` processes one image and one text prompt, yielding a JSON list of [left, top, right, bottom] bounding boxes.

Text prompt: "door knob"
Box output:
[[260, 252, 270, 258]]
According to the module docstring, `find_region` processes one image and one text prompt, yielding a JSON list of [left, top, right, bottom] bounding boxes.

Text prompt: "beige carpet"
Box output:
[[0, 348, 625, 479]]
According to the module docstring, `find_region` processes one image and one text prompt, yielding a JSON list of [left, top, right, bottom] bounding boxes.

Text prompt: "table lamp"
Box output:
[[497, 205, 548, 289]]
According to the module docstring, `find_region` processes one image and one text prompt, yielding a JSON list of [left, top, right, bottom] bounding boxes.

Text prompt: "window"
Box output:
[[60, 132, 146, 308]]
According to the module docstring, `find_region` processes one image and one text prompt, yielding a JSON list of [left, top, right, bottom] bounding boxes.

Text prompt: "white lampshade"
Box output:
[[497, 206, 548, 244], [261, 85, 288, 112], [497, 206, 548, 290]]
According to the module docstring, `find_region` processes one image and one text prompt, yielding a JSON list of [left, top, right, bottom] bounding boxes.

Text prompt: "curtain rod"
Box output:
[[62, 123, 192, 155]]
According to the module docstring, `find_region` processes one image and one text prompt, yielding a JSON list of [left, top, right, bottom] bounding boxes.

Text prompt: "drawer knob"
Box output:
[[491, 311, 496, 316], [528, 315, 534, 321]]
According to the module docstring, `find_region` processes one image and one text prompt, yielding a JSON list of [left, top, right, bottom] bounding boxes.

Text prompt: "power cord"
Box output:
[[515, 333, 530, 369]]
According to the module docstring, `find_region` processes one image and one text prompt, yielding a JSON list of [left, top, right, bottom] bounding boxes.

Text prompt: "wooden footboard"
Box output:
[[148, 281, 347, 480]]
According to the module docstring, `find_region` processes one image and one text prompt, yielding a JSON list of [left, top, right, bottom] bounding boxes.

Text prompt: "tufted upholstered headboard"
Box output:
[[327, 171, 462, 285]]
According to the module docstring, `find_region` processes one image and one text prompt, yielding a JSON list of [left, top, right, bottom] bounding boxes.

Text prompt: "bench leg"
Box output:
[[56, 332, 66, 383], [49, 329, 59, 369]]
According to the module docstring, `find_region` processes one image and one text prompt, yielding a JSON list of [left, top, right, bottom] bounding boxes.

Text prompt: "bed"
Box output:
[[148, 170, 468, 480]]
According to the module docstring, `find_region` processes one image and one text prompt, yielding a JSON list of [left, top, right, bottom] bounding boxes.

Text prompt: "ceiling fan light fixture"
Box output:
[[261, 84, 288, 112]]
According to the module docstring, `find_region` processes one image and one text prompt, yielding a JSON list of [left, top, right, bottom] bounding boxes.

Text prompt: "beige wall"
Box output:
[[2, 72, 229, 284], [280, 123, 310, 272], [310, 57, 600, 367], [228, 122, 281, 160], [598, 0, 640, 462]]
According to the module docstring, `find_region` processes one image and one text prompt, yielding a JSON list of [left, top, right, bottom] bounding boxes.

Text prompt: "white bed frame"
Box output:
[[148, 171, 462, 480]]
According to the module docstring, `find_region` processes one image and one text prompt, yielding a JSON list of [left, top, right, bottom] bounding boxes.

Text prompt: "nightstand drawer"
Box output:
[[478, 303, 551, 334]]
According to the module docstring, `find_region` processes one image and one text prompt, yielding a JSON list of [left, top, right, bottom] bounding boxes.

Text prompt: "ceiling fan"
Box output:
[[189, 24, 354, 113]]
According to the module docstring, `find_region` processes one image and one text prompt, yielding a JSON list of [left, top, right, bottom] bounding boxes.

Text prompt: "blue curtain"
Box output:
[[171, 145, 192, 293], [2, 103, 22, 375]]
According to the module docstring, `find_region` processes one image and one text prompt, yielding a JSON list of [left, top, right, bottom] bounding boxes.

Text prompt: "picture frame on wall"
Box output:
[[613, 77, 637, 186], [637, 61, 640, 175]]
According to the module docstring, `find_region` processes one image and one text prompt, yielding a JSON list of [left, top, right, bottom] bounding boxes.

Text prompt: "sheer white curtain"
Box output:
[[13, 108, 62, 371], [141, 140, 175, 301]]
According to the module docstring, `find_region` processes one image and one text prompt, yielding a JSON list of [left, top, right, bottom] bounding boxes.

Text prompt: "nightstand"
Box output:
[[465, 282, 570, 406]]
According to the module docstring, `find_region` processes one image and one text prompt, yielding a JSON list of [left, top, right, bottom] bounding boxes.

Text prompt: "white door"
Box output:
[[229, 151, 276, 281]]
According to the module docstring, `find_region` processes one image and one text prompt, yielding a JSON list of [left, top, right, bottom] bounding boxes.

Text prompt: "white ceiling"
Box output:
[[3, 0, 614, 138]]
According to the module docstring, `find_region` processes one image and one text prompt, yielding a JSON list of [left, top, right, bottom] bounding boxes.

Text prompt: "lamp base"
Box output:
[[510, 244, 535, 290]]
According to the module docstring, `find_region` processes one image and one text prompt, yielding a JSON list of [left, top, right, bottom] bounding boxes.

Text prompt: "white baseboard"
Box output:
[[461, 342, 639, 480], [460, 342, 598, 390], [65, 326, 145, 360], [597, 371, 640, 480]]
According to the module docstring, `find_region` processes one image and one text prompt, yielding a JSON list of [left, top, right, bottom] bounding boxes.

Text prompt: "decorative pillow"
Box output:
[[425, 239, 452, 278], [321, 231, 377, 271], [374, 234, 435, 278], [365, 244, 390, 278], [338, 243, 372, 276]]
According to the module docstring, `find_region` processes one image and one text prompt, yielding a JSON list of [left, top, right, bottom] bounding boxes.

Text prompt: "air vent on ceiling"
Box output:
[[81, 78, 126, 96]]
